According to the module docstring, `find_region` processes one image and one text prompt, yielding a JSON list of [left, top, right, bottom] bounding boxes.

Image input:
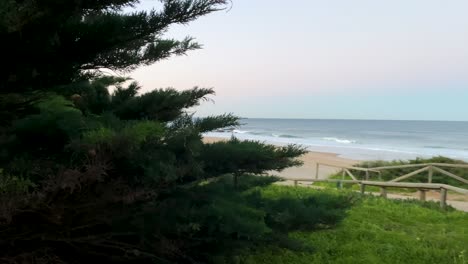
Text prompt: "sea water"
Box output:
[[204, 118, 468, 161]]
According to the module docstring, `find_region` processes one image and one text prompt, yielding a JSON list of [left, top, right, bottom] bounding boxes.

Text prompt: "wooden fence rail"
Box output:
[[315, 162, 468, 185], [302, 162, 468, 209]]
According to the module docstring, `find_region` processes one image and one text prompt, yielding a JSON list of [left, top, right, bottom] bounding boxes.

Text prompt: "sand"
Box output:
[[203, 136, 357, 179]]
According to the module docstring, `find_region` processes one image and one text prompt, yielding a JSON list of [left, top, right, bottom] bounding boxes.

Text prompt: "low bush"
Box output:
[[146, 175, 358, 262]]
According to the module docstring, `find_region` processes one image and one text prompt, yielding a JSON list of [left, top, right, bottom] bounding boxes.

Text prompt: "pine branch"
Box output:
[[194, 114, 240, 132], [114, 87, 215, 121]]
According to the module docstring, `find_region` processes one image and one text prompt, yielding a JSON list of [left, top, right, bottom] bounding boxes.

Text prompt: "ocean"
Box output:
[[204, 118, 468, 161]]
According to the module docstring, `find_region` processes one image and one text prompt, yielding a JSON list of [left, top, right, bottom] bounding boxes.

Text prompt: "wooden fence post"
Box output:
[[342, 169, 345, 180], [428, 166, 433, 183], [365, 170, 370, 180], [360, 184, 366, 195], [419, 190, 426, 201], [380, 187, 387, 198], [337, 180, 343, 189], [315, 163, 319, 180], [294, 180, 298, 187], [440, 188, 447, 209]]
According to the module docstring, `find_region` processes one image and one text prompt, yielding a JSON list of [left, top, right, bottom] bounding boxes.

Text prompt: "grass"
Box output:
[[239, 185, 468, 264]]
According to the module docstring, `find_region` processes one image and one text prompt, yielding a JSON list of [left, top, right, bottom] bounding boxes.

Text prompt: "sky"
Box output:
[[129, 0, 468, 121]]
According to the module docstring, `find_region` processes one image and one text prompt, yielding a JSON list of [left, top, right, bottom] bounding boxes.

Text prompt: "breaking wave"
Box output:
[[322, 137, 357, 144]]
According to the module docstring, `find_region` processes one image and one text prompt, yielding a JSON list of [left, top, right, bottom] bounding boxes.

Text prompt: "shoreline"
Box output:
[[203, 136, 358, 179], [204, 130, 468, 162]]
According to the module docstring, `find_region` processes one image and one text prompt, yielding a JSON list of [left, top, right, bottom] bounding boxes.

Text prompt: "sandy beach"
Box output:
[[203, 136, 357, 179]]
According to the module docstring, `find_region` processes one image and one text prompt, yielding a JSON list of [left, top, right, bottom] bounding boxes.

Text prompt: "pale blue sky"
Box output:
[[130, 0, 468, 121]]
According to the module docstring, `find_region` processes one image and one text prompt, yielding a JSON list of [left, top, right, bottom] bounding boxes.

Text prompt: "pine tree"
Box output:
[[0, 0, 226, 92], [0, 1, 307, 262]]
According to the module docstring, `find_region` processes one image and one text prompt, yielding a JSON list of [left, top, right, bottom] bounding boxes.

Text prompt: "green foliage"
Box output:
[[82, 127, 116, 145], [259, 186, 357, 233], [114, 87, 215, 121], [0, 71, 308, 263], [169, 113, 240, 134], [82, 120, 164, 146], [202, 137, 308, 176], [194, 114, 240, 132], [241, 188, 468, 264], [0, 170, 35, 195], [143, 175, 356, 262], [111, 81, 140, 106], [124, 121, 165, 143], [11, 95, 84, 155]]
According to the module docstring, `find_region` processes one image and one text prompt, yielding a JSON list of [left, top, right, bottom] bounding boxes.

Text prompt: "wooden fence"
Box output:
[[290, 162, 468, 209]]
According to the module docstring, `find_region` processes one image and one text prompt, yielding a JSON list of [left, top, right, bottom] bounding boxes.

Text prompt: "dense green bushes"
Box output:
[[149, 175, 357, 263], [0, 86, 308, 261]]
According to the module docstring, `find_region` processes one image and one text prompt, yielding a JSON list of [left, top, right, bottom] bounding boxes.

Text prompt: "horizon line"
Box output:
[[194, 116, 468, 122]]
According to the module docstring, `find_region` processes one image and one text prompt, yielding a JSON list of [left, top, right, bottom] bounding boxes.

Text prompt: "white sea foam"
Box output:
[[233, 129, 249, 134], [204, 118, 468, 161], [322, 137, 357, 144]]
